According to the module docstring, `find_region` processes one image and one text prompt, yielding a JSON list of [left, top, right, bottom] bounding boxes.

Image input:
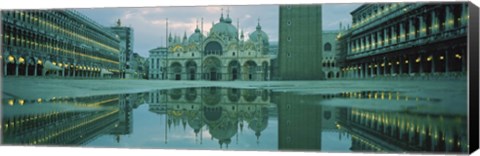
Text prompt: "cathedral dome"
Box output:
[[188, 26, 205, 43], [210, 13, 238, 40], [248, 21, 269, 45]]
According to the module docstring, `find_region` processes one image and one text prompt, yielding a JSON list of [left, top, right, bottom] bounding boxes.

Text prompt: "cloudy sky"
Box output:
[[76, 3, 362, 57]]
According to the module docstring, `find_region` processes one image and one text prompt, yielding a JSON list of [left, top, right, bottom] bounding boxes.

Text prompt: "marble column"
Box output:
[[15, 63, 19, 76], [25, 62, 29, 77], [461, 49, 466, 72], [409, 18, 416, 40], [431, 54, 436, 73], [34, 63, 38, 76], [445, 50, 449, 73]]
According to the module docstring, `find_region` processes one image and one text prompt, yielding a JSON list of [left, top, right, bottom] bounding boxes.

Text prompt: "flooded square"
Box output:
[[2, 86, 468, 153]]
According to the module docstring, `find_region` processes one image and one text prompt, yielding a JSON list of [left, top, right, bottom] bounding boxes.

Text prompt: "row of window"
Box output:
[[349, 5, 467, 54], [2, 10, 120, 54], [2, 11, 120, 66]]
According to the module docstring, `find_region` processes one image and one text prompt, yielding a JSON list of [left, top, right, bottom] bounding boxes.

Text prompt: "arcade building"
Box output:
[[1, 10, 121, 78], [337, 3, 468, 79]]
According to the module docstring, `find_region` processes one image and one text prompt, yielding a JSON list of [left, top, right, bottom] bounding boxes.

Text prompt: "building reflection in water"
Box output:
[[148, 87, 272, 149], [1, 88, 468, 153], [1, 93, 138, 145], [332, 91, 468, 153]]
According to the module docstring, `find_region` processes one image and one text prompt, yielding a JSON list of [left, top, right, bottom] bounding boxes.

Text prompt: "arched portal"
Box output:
[[6, 55, 16, 76], [186, 61, 197, 80], [170, 62, 182, 80], [27, 57, 35, 76], [203, 57, 222, 81], [243, 60, 257, 81], [327, 71, 334, 79], [17, 57, 26, 76], [228, 60, 240, 80]]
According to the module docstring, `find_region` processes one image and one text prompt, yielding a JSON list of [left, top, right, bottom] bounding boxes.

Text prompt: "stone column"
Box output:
[[62, 67, 65, 77], [356, 39, 360, 53], [383, 58, 387, 76], [445, 6, 452, 30], [445, 50, 449, 73], [431, 10, 438, 34], [391, 26, 397, 44], [461, 3, 468, 27], [390, 60, 395, 75], [15, 63, 19, 76], [34, 62, 38, 76], [461, 49, 466, 73], [365, 36, 370, 51], [377, 31, 383, 48], [370, 63, 374, 77], [399, 22, 406, 42], [409, 18, 415, 40], [376, 62, 381, 76], [419, 16, 426, 37], [384, 28, 388, 46], [25, 62, 29, 77], [360, 37, 364, 52], [3, 61, 7, 76], [419, 55, 424, 74], [371, 33, 376, 49], [360, 63, 364, 78], [347, 40, 351, 54], [408, 56, 413, 75], [431, 54, 436, 73], [73, 65, 76, 78], [399, 57, 403, 75], [355, 65, 361, 78]]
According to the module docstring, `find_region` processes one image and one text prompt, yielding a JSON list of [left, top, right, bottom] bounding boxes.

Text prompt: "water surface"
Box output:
[[1, 87, 468, 153]]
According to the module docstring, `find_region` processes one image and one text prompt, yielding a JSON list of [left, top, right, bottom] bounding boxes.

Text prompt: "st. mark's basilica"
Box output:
[[148, 11, 272, 81]]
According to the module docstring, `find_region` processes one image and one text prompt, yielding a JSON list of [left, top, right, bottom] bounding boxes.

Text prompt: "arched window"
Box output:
[[204, 41, 222, 55], [324, 43, 332, 52]]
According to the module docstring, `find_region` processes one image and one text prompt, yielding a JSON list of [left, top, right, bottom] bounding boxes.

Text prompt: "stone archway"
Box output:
[[327, 71, 334, 79], [26, 57, 36, 76], [17, 57, 27, 76], [203, 57, 222, 81], [228, 60, 240, 80], [243, 60, 257, 81], [186, 60, 197, 80], [170, 62, 182, 80], [6, 55, 16, 76]]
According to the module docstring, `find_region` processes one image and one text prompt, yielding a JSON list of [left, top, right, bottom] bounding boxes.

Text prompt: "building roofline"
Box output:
[[350, 4, 369, 15]]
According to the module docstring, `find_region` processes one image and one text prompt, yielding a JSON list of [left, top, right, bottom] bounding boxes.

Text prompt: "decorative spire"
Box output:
[[240, 29, 244, 39], [220, 8, 225, 22], [227, 7, 230, 17], [116, 19, 121, 26], [256, 18, 262, 30], [201, 17, 204, 34], [225, 7, 232, 24], [195, 19, 200, 33], [183, 30, 187, 43]]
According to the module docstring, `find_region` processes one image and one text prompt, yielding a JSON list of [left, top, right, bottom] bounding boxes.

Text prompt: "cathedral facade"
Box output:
[[148, 12, 271, 81]]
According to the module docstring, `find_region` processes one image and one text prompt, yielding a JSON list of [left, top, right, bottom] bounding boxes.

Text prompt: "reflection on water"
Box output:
[[1, 87, 468, 153]]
